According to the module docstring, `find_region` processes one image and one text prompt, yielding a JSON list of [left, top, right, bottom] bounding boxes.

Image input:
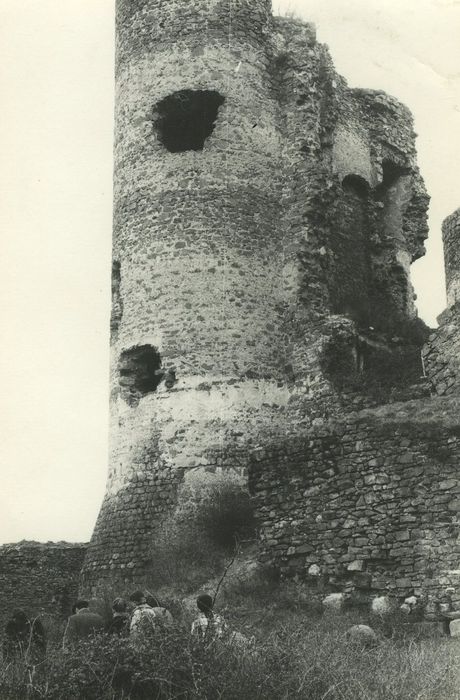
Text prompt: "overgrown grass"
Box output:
[[1, 573, 458, 700], [0, 611, 458, 700]]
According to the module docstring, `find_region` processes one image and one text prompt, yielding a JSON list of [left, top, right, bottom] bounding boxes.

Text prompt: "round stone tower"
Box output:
[[82, 0, 295, 591]]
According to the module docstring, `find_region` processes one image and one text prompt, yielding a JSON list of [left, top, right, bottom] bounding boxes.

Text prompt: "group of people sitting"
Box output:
[[62, 590, 176, 646], [2, 590, 236, 661]]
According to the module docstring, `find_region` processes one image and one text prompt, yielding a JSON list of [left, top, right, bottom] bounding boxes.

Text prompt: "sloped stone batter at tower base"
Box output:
[[81, 0, 460, 614]]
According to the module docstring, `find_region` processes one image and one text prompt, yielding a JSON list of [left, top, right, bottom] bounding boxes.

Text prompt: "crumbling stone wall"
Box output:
[[423, 210, 460, 396], [249, 396, 460, 610], [443, 208, 460, 308], [423, 305, 460, 396], [0, 542, 87, 634]]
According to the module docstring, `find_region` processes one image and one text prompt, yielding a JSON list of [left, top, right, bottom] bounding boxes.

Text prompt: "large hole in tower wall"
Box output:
[[153, 90, 225, 153], [118, 345, 162, 405]]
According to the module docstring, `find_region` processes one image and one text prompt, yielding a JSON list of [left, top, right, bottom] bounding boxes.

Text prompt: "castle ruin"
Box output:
[[80, 0, 460, 614]]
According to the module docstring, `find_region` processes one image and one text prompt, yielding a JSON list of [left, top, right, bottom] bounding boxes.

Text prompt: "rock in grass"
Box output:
[[322, 593, 344, 612], [371, 596, 392, 615], [346, 624, 378, 647]]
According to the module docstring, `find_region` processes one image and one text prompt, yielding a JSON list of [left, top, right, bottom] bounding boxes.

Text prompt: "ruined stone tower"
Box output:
[[81, 0, 433, 593]]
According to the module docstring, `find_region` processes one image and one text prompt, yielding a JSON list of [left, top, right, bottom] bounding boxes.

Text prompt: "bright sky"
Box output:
[[0, 0, 459, 545]]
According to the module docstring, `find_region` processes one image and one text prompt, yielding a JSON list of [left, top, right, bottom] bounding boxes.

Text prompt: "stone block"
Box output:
[[346, 624, 378, 647], [347, 560, 365, 572], [322, 593, 344, 612], [308, 564, 321, 576]]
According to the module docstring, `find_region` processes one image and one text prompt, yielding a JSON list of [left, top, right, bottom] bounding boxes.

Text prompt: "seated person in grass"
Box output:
[[145, 593, 173, 628], [129, 590, 173, 642], [63, 599, 104, 648], [191, 593, 255, 651], [191, 593, 227, 643], [107, 597, 130, 636]]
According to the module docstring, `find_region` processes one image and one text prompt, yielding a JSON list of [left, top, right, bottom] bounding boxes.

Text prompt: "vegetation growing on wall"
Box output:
[[148, 472, 255, 591]]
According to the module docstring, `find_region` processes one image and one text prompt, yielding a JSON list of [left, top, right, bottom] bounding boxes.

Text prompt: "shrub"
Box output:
[[148, 471, 255, 591], [192, 475, 256, 549]]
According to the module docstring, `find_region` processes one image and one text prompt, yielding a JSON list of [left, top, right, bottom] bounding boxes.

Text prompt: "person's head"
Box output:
[[112, 597, 127, 614], [129, 590, 146, 606], [74, 599, 89, 612], [145, 594, 161, 609], [196, 594, 214, 618]]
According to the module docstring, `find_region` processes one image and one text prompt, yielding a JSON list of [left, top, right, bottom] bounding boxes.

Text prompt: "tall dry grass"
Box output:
[[0, 604, 458, 699]]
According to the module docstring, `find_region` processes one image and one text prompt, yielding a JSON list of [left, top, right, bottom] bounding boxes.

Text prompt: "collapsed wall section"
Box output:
[[328, 88, 429, 330], [249, 396, 460, 610], [273, 17, 429, 387]]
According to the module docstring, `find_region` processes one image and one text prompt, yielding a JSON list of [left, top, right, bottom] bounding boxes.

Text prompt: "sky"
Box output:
[[0, 0, 459, 545]]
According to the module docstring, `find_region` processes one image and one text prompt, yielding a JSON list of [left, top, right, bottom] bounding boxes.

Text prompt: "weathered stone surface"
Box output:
[[450, 619, 460, 638]]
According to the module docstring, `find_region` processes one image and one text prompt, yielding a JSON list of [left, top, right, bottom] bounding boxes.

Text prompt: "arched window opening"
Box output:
[[153, 90, 225, 153], [118, 345, 162, 405]]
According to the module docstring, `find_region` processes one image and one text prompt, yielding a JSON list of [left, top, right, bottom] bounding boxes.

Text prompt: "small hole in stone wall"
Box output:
[[118, 345, 162, 405], [153, 90, 225, 153], [341, 174, 369, 199]]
